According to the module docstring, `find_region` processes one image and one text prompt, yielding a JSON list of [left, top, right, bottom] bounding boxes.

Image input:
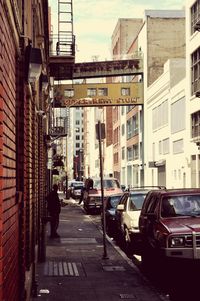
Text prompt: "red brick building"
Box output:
[[0, 1, 49, 300]]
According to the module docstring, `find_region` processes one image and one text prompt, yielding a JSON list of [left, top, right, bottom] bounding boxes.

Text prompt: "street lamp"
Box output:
[[25, 44, 42, 83]]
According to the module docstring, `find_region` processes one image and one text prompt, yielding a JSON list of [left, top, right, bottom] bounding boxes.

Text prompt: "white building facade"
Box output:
[[186, 0, 200, 188], [145, 59, 190, 188]]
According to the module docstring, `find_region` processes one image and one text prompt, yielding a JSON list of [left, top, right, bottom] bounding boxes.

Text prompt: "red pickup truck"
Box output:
[[138, 188, 200, 267]]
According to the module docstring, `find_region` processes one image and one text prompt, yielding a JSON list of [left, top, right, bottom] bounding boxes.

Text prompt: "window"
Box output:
[[191, 0, 200, 34], [98, 88, 108, 96], [121, 106, 125, 115], [159, 140, 162, 155], [87, 88, 96, 97], [75, 120, 80, 125], [132, 114, 138, 135], [146, 197, 158, 213], [191, 47, 200, 95], [122, 147, 125, 160], [64, 89, 74, 97], [133, 144, 139, 160], [76, 135, 80, 140], [163, 138, 170, 154], [121, 88, 130, 96], [76, 143, 80, 148], [173, 139, 184, 154], [171, 97, 185, 134], [113, 127, 119, 144], [127, 119, 132, 139], [126, 105, 134, 113], [127, 114, 138, 139], [95, 160, 100, 168], [191, 110, 200, 138], [114, 152, 119, 164], [152, 100, 168, 131], [122, 124, 125, 136], [127, 147, 133, 161]]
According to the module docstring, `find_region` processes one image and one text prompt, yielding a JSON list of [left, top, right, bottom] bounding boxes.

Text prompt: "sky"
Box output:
[[49, 0, 185, 63]]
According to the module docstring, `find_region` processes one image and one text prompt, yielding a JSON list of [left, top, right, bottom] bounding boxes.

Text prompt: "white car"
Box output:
[[116, 186, 163, 255]]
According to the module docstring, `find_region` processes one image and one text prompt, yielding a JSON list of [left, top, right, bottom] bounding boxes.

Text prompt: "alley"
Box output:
[[32, 195, 166, 301]]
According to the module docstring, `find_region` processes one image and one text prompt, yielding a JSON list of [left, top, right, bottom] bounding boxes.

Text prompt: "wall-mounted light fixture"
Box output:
[[41, 73, 49, 91], [25, 44, 42, 83]]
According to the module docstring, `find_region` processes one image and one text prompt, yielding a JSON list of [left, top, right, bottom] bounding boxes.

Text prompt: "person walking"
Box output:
[[78, 184, 85, 205], [47, 184, 61, 238]]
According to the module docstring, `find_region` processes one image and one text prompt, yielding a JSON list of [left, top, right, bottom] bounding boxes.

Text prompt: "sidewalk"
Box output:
[[32, 195, 168, 301]]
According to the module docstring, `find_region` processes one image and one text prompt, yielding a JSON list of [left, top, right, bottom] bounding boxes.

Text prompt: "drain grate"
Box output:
[[44, 261, 82, 277], [102, 266, 126, 271], [119, 294, 137, 299]]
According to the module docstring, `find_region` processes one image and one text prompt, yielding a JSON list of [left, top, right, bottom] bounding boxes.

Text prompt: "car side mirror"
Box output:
[[117, 204, 124, 211]]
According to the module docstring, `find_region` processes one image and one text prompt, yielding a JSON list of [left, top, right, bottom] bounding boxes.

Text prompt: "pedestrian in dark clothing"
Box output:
[[47, 184, 61, 238], [78, 185, 85, 204], [85, 177, 93, 191]]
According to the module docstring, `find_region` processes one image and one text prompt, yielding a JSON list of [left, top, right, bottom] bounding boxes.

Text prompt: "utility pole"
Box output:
[[96, 121, 108, 259]]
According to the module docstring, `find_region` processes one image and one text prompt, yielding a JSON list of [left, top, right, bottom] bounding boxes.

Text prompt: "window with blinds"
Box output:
[[171, 97, 186, 134]]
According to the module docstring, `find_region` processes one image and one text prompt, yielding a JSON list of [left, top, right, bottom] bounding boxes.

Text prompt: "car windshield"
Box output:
[[161, 195, 200, 217], [94, 179, 120, 189], [108, 195, 122, 209], [73, 182, 83, 189], [129, 193, 147, 210]]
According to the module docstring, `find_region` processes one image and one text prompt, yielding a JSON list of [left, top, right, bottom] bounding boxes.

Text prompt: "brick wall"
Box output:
[[0, 1, 49, 299], [0, 2, 19, 300]]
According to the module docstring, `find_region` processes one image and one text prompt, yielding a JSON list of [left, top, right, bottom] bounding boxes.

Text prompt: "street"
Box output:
[[79, 199, 200, 301]]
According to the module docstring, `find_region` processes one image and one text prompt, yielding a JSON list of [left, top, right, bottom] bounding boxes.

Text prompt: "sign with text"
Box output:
[[54, 82, 143, 107]]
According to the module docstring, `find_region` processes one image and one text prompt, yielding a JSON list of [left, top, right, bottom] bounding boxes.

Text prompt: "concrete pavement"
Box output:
[[32, 195, 168, 301]]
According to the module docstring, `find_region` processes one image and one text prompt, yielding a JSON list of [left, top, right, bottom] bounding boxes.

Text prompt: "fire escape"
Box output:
[[56, 0, 75, 57], [49, 0, 75, 80], [49, 0, 74, 137], [48, 0, 75, 176]]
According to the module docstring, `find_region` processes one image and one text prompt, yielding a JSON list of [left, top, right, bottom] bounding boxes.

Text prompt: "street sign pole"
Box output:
[[96, 121, 108, 260]]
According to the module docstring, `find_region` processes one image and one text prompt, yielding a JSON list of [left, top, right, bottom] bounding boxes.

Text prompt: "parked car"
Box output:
[[116, 186, 164, 255], [138, 188, 200, 268], [83, 177, 123, 213], [66, 180, 83, 198], [104, 193, 124, 238], [70, 181, 84, 199]]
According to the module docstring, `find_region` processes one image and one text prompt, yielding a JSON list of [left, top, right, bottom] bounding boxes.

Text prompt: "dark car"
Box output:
[[138, 188, 200, 267], [104, 193, 124, 238]]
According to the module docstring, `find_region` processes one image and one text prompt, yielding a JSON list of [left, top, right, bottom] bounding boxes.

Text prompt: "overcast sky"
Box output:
[[49, 0, 185, 62]]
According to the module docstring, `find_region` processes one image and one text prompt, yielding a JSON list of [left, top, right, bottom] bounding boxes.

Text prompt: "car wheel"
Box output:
[[141, 251, 151, 270]]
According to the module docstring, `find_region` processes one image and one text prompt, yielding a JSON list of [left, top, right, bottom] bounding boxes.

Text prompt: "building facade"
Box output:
[[0, 1, 49, 300], [146, 59, 187, 188], [111, 19, 143, 184], [186, 0, 200, 188], [108, 10, 186, 188]]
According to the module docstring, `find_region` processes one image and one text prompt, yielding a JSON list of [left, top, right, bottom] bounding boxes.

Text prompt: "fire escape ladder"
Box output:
[[57, 0, 75, 56]]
